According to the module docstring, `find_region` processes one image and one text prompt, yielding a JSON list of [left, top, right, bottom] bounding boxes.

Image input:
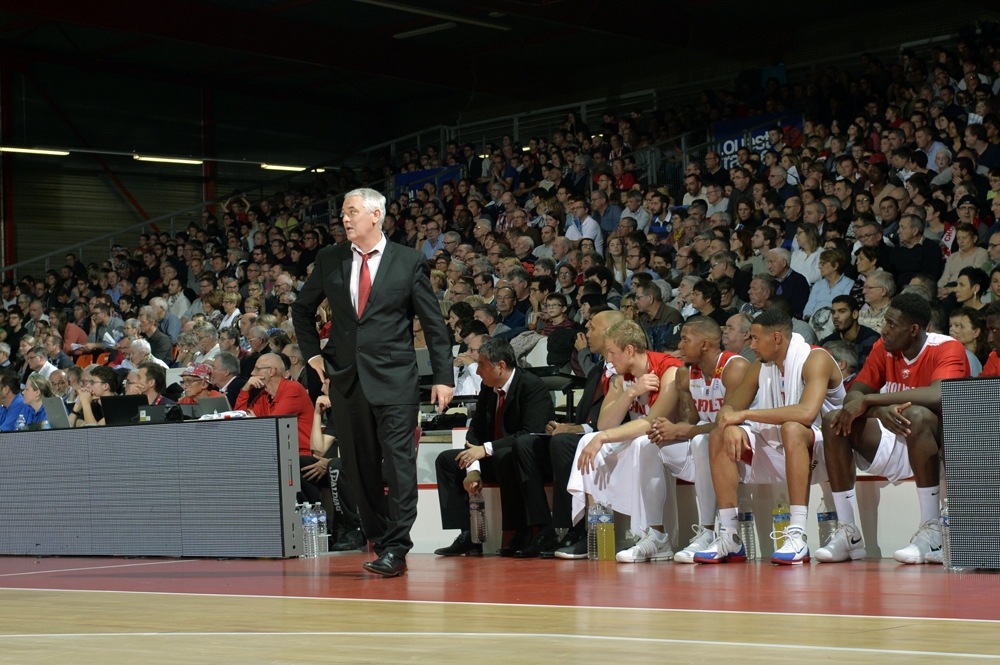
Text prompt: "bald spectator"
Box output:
[[236, 353, 314, 455]]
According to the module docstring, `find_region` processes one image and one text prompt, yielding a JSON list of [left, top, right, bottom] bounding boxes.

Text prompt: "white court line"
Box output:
[[3, 586, 997, 625], [0, 630, 995, 659], [0, 560, 197, 578]]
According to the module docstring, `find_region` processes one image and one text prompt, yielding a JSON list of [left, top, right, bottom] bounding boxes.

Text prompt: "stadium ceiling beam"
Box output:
[[0, 0, 480, 93]]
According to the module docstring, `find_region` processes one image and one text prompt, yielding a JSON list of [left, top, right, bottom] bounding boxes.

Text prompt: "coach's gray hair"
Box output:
[[344, 188, 386, 219]]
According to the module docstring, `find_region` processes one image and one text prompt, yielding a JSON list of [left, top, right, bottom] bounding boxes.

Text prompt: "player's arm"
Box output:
[[649, 367, 709, 443], [597, 370, 659, 431], [667, 356, 752, 440], [715, 359, 761, 429], [596, 366, 678, 445], [726, 350, 832, 427]]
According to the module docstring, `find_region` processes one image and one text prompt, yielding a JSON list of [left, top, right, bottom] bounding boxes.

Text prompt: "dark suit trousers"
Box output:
[[514, 432, 582, 529], [435, 447, 526, 532], [329, 375, 418, 558]]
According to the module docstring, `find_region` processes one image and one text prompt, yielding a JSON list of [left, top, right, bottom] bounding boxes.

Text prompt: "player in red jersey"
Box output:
[[819, 294, 970, 564], [980, 301, 1000, 377], [567, 319, 683, 562]]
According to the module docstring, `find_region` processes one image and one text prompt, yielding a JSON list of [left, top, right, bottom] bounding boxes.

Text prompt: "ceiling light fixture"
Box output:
[[354, 0, 510, 30], [0, 146, 70, 156], [261, 163, 307, 172], [133, 154, 203, 165], [394, 22, 457, 39]]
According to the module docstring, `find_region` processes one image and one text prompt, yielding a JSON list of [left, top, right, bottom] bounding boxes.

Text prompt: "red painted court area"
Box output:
[[2, 553, 997, 622]]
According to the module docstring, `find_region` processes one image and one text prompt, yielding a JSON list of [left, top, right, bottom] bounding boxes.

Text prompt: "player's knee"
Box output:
[[822, 409, 840, 430], [902, 405, 936, 433], [780, 421, 811, 449]]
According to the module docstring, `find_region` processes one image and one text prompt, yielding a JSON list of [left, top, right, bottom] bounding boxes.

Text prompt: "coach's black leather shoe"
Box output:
[[434, 531, 483, 556], [363, 552, 407, 577]]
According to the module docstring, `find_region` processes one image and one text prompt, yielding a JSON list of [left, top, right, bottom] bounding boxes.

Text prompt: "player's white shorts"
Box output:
[[734, 422, 828, 485], [855, 420, 913, 483], [567, 432, 667, 534], [658, 439, 696, 483]]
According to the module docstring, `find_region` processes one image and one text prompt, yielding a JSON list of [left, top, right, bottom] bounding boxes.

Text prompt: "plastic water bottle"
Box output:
[[41, 420, 51, 430], [469, 491, 487, 544], [738, 502, 757, 561], [941, 507, 951, 569], [587, 503, 600, 560], [817, 499, 838, 548], [772, 498, 790, 550], [301, 503, 317, 558], [596, 502, 615, 561], [314, 504, 329, 555], [15, 414, 26, 431]]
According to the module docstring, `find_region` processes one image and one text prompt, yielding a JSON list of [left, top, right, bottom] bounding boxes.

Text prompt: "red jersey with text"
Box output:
[[622, 351, 683, 417], [856, 333, 969, 394], [689, 351, 739, 422], [981, 351, 1000, 378]]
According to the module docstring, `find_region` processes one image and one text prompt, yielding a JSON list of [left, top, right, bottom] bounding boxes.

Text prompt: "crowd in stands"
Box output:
[[2, 37, 999, 561]]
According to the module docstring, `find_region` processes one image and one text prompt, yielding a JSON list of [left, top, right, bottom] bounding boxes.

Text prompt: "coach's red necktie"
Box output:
[[356, 249, 378, 317], [493, 389, 506, 440]]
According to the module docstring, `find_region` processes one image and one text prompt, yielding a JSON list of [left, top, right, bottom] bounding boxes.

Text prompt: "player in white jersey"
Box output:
[[694, 309, 845, 565], [647, 317, 750, 563], [568, 319, 682, 562]]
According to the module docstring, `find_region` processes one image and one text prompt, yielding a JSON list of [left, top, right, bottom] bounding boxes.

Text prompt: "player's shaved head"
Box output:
[[682, 316, 723, 342]]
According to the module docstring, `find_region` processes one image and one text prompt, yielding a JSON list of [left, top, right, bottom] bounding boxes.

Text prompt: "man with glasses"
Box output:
[[473, 272, 496, 306], [441, 231, 462, 257], [447, 279, 474, 304], [24, 347, 57, 379], [624, 245, 657, 292], [495, 286, 526, 330], [239, 325, 272, 377], [858, 271, 895, 332], [177, 362, 224, 405], [420, 220, 445, 261], [236, 353, 314, 455], [983, 230, 1000, 273], [191, 322, 221, 365], [635, 282, 682, 332], [565, 195, 604, 254]]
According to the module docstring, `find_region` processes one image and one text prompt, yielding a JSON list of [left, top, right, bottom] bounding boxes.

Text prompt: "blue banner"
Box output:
[[712, 112, 804, 170]]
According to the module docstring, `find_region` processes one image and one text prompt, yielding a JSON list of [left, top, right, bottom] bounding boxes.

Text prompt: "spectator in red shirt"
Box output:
[[235, 352, 314, 455]]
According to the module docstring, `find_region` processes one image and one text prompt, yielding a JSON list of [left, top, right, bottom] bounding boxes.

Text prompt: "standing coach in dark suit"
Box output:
[[293, 188, 453, 578], [433, 337, 554, 557]]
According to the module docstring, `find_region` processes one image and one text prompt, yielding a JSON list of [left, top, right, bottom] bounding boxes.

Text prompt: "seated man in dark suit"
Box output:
[[211, 352, 247, 409], [514, 308, 625, 559], [434, 337, 554, 557]]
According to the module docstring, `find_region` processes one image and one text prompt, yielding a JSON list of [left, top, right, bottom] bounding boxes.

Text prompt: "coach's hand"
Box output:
[[874, 402, 912, 437], [431, 384, 454, 414], [456, 443, 486, 469]]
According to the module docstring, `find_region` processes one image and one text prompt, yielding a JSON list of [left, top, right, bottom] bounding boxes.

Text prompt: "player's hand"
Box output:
[[874, 402, 912, 437], [831, 399, 868, 435], [628, 373, 659, 398], [722, 427, 750, 463], [463, 470, 483, 494], [431, 384, 454, 414], [308, 356, 327, 383], [715, 408, 744, 431], [577, 436, 605, 474], [648, 417, 688, 444], [456, 443, 486, 469], [301, 458, 329, 482]]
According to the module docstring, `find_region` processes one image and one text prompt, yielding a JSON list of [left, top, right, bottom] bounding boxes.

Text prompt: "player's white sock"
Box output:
[[789, 505, 808, 531], [832, 490, 859, 528], [917, 486, 941, 524], [719, 507, 738, 532]]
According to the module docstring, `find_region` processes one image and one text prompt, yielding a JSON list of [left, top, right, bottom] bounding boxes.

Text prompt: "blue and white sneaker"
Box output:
[[770, 527, 809, 565], [693, 526, 746, 564]]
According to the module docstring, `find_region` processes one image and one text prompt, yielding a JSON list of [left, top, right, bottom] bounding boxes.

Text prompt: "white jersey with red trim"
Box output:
[[688, 351, 740, 422]]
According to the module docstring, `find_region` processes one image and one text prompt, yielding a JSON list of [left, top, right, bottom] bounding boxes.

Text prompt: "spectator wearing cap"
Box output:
[[177, 362, 224, 405]]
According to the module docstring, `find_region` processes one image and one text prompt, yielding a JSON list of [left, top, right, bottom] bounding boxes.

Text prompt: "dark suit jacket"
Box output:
[[467, 369, 554, 451], [220, 375, 248, 409], [575, 362, 607, 428], [146, 329, 174, 364], [292, 237, 453, 406]]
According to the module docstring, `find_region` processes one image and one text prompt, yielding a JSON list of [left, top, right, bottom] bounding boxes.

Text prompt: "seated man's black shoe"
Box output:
[[434, 530, 483, 556], [540, 527, 586, 559], [363, 552, 407, 577], [514, 527, 561, 558], [330, 528, 366, 552], [496, 530, 533, 557]]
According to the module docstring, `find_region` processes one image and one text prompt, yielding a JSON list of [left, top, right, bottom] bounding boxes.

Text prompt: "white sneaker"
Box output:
[[925, 549, 944, 564], [770, 527, 809, 565], [815, 523, 866, 563], [693, 526, 746, 564], [893, 520, 942, 564], [673, 525, 718, 564], [615, 527, 673, 563]]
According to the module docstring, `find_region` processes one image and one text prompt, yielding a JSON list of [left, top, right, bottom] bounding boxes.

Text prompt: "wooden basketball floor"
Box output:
[[1, 553, 999, 664]]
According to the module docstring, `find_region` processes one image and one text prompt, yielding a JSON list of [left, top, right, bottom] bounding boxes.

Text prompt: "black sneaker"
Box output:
[[553, 534, 589, 559], [541, 528, 585, 559], [434, 531, 483, 556], [330, 528, 367, 552]]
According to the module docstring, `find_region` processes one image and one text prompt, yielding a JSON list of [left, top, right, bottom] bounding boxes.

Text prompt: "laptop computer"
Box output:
[[198, 396, 232, 415], [139, 403, 184, 424], [42, 397, 72, 430], [101, 395, 148, 426]]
